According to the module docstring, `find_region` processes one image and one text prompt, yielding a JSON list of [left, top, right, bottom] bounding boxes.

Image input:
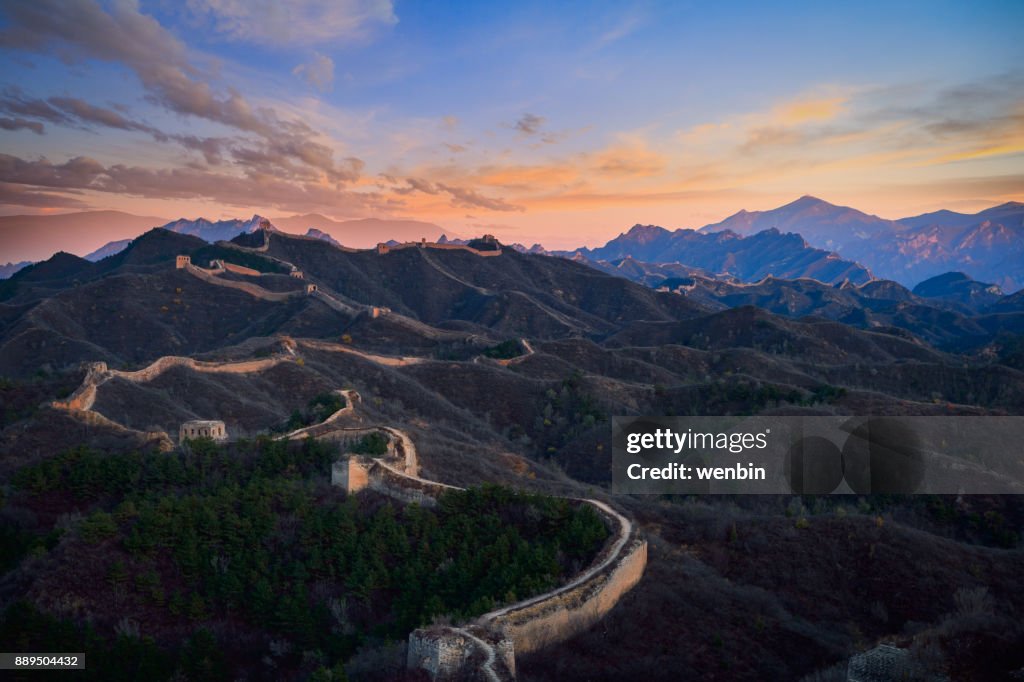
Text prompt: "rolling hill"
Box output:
[[2, 228, 1023, 680]]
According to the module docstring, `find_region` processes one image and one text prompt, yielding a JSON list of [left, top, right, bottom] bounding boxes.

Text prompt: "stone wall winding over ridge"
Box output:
[[478, 500, 646, 655], [50, 355, 291, 446], [383, 241, 503, 257], [314, 396, 646, 681], [399, 510, 646, 681], [183, 263, 299, 301], [53, 336, 646, 680]]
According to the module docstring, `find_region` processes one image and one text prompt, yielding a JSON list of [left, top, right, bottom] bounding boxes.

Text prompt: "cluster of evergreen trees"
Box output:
[[4, 437, 608, 680], [275, 392, 348, 433], [482, 339, 524, 360], [533, 371, 607, 454]]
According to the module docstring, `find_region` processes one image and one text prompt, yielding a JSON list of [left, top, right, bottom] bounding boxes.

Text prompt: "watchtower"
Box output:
[[332, 456, 371, 493], [179, 419, 227, 442], [175, 255, 191, 269]]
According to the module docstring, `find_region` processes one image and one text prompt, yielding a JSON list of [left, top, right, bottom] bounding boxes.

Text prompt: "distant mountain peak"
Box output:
[[912, 270, 1004, 305], [621, 224, 670, 241], [576, 223, 872, 285], [305, 228, 340, 247], [786, 195, 832, 209], [85, 238, 133, 262], [156, 215, 276, 243]]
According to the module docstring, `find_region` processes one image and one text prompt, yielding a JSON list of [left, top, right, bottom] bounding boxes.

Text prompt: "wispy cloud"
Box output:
[[513, 113, 545, 135], [0, 0, 361, 183], [0, 181, 89, 208], [292, 53, 335, 92], [676, 75, 1024, 176], [0, 117, 44, 134], [390, 176, 523, 212], [0, 0, 1019, 243], [0, 0, 382, 219], [181, 0, 397, 45], [0, 153, 381, 214], [594, 10, 645, 48]]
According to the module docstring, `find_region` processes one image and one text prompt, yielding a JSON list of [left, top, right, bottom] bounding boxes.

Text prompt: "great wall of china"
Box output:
[[49, 331, 532, 431], [175, 235, 496, 326], [47, 246, 643, 680], [52, 350, 645, 680], [178, 245, 544, 355], [317, 396, 646, 681]]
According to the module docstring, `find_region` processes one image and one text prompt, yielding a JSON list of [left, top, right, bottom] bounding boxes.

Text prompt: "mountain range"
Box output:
[[561, 226, 873, 286], [271, 214, 454, 247], [3, 225, 1022, 383], [0, 210, 170, 263], [0, 211, 449, 270], [698, 196, 1024, 290], [2, 227, 1023, 680], [2, 196, 1021, 292]]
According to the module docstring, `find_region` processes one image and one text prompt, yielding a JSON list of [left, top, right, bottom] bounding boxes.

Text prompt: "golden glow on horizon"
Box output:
[[345, 85, 1021, 243], [0, 0, 1020, 253], [2, 74, 1021, 247]]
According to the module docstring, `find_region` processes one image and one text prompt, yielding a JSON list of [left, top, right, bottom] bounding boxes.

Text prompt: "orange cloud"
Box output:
[[475, 163, 580, 189], [775, 95, 847, 124], [589, 140, 667, 177]]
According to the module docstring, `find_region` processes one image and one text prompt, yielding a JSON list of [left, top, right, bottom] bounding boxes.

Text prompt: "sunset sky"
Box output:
[[1, 0, 1022, 248]]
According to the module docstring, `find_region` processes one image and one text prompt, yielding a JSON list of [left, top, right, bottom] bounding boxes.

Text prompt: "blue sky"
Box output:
[[1, 0, 1022, 247]]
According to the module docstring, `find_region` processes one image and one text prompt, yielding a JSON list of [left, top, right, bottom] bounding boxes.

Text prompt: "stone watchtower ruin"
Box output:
[[179, 420, 227, 442], [175, 255, 191, 269]]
